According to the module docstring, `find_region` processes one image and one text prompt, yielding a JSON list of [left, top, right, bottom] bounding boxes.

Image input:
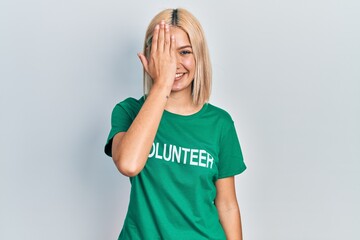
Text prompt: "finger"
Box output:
[[170, 35, 176, 57], [151, 24, 159, 53], [137, 53, 149, 73], [157, 20, 165, 52], [164, 24, 171, 53]]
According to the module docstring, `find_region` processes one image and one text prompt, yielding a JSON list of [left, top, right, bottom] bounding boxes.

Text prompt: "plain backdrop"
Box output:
[[1, 0, 359, 239]]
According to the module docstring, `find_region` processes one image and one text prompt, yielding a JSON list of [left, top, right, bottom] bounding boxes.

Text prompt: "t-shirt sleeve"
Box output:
[[104, 104, 133, 157], [217, 120, 246, 179]]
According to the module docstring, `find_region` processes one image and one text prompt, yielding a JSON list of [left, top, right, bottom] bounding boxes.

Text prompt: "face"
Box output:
[[170, 27, 196, 93]]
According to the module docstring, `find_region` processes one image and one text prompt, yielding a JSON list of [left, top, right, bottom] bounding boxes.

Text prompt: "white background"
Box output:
[[1, 0, 359, 239]]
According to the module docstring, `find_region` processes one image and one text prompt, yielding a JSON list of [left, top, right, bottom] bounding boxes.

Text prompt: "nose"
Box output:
[[176, 53, 181, 69]]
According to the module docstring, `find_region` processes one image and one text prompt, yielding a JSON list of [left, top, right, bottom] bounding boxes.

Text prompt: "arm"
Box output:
[[112, 21, 176, 177], [215, 177, 243, 240], [111, 85, 169, 176]]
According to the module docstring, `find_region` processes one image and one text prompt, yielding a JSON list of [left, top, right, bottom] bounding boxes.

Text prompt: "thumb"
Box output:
[[137, 53, 149, 73]]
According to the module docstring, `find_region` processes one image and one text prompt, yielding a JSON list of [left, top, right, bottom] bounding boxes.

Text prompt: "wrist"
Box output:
[[148, 83, 172, 99], [151, 82, 172, 95]]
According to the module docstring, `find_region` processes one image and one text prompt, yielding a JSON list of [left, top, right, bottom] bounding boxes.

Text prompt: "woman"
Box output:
[[105, 8, 246, 240]]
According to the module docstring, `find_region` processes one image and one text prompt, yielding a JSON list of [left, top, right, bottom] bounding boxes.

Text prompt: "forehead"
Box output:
[[170, 27, 191, 47]]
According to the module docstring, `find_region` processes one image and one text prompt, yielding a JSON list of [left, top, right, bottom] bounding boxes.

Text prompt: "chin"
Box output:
[[171, 83, 192, 93]]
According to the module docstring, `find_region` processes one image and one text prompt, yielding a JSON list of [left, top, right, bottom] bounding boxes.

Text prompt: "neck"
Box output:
[[165, 90, 202, 115]]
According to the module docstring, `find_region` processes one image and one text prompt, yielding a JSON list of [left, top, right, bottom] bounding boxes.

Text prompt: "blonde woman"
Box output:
[[105, 8, 246, 240]]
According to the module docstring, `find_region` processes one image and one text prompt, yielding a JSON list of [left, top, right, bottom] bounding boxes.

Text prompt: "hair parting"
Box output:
[[171, 9, 178, 26]]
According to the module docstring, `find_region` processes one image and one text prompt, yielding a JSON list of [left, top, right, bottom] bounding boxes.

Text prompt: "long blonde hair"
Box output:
[[143, 8, 212, 105]]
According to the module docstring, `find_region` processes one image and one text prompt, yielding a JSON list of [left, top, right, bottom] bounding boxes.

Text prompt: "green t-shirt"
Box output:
[[105, 96, 246, 240]]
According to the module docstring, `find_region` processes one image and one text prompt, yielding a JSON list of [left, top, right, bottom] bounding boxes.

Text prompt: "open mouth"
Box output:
[[175, 73, 185, 80]]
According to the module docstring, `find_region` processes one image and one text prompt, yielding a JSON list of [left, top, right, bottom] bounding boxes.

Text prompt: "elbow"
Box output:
[[118, 166, 140, 177], [113, 156, 142, 177]]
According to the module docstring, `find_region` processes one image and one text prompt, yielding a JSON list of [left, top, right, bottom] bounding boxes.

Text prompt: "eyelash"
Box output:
[[180, 50, 192, 55]]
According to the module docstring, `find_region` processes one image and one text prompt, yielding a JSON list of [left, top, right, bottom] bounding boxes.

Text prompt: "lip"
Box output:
[[175, 73, 186, 80]]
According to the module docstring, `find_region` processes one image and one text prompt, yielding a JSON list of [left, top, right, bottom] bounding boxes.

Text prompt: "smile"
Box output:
[[175, 73, 185, 80]]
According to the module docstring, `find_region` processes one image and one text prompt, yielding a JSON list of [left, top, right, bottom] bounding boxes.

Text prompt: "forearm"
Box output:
[[113, 84, 171, 176], [218, 204, 243, 240], [113, 20, 176, 176]]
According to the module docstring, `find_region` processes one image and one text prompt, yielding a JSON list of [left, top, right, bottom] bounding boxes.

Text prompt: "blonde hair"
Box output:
[[142, 8, 212, 105]]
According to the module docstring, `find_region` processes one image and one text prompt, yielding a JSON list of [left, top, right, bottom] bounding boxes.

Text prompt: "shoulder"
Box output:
[[205, 103, 234, 124], [117, 96, 145, 109], [112, 96, 145, 118], [203, 103, 239, 139]]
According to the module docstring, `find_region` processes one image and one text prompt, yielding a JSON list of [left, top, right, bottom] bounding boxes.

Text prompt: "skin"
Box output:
[[111, 20, 243, 239]]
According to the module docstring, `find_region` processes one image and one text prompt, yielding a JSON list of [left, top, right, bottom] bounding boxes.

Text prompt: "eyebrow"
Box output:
[[177, 45, 192, 50]]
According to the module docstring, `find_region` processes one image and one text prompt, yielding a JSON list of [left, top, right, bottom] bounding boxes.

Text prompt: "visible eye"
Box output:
[[180, 50, 192, 55]]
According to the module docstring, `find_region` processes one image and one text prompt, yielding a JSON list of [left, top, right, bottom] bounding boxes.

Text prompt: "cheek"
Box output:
[[182, 57, 196, 73]]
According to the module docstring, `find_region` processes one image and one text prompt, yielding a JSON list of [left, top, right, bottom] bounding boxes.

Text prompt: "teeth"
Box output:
[[176, 73, 185, 78]]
